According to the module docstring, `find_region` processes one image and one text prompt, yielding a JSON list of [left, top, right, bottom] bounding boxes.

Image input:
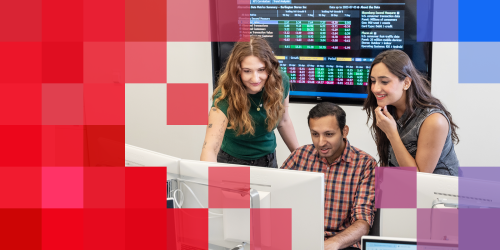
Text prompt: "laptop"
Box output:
[[362, 236, 458, 250]]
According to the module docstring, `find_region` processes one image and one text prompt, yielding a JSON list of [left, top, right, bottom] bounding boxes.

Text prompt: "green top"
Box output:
[[212, 71, 290, 160]]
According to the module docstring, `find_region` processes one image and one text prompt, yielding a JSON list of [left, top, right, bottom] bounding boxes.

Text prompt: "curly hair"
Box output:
[[213, 36, 284, 136]]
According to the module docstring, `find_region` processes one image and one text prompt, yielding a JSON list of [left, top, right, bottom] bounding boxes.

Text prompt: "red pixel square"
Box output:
[[167, 0, 249, 42], [83, 83, 125, 125], [209, 167, 250, 208], [42, 42, 83, 83], [251, 209, 292, 250], [42, 209, 84, 250], [0, 84, 41, 125], [125, 167, 166, 209], [83, 42, 125, 84], [125, 0, 166, 41], [84, 167, 125, 208], [42, 167, 83, 208], [83, 125, 125, 167], [42, 84, 83, 125], [166, 0, 210, 42], [83, 0, 125, 42], [0, 209, 41, 249], [83, 209, 125, 250], [168, 209, 208, 250], [42, 0, 83, 42], [0, 0, 42, 41], [125, 209, 167, 249], [0, 42, 42, 83], [0, 125, 41, 167], [42, 125, 84, 167], [0, 167, 41, 208], [125, 42, 166, 83], [167, 83, 208, 125]]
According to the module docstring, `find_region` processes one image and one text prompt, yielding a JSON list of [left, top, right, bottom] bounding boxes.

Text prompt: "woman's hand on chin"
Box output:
[[375, 105, 398, 139]]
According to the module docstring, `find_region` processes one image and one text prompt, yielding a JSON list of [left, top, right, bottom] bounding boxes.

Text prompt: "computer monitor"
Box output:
[[416, 172, 458, 209], [176, 159, 325, 249], [362, 236, 416, 250], [379, 173, 458, 239], [361, 236, 458, 250], [211, 0, 432, 105]]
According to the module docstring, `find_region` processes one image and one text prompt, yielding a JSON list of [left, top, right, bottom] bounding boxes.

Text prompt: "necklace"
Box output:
[[249, 94, 263, 111]]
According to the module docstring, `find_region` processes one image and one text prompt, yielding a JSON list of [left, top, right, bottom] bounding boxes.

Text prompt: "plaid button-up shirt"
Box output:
[[281, 139, 377, 248]]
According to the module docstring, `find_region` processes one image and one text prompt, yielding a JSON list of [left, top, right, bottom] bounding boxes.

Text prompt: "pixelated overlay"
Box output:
[[167, 83, 208, 125], [42, 209, 84, 250], [125, 167, 167, 209], [42, 167, 84, 208], [0, 84, 42, 125], [42, 84, 83, 125], [42, 125, 84, 167], [209, 167, 250, 208], [42, 0, 83, 42], [125, 42, 167, 83], [416, 208, 458, 249], [459, 42, 500, 83], [42, 42, 84, 83], [417, 0, 500, 42], [84, 167, 125, 209], [125, 208, 168, 249], [0, 167, 41, 208], [456, 167, 500, 249], [126, 0, 166, 41], [250, 209, 292, 250], [168, 209, 209, 249], [0, 0, 42, 42], [8, 0, 500, 248], [167, 0, 250, 42], [0, 125, 42, 167], [83, 125, 125, 167], [83, 42, 125, 84], [0, 209, 42, 249], [0, 42, 42, 83], [417, 0, 458, 42], [458, 0, 500, 42], [83, 209, 126, 249], [83, 84, 125, 125], [83, 0, 125, 41], [375, 167, 417, 208]]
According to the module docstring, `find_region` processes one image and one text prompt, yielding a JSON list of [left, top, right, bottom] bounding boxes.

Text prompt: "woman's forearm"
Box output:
[[277, 119, 300, 152]]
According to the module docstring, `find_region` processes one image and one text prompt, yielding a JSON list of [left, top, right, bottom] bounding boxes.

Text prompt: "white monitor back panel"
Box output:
[[178, 159, 325, 250]]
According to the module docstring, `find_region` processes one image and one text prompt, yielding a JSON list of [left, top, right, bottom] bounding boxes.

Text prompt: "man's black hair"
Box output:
[[307, 102, 346, 133]]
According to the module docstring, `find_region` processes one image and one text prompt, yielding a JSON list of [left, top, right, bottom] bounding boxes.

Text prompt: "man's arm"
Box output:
[[324, 220, 370, 250]]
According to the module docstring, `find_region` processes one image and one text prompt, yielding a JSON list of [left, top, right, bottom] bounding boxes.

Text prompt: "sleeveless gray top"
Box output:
[[388, 107, 459, 176]]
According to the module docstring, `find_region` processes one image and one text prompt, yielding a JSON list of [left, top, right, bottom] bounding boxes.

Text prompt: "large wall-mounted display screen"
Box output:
[[211, 0, 431, 105]]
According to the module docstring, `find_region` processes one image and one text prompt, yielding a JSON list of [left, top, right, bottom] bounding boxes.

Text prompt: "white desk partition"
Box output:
[[125, 144, 180, 179]]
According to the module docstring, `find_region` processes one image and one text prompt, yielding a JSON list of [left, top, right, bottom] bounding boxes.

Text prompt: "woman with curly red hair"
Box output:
[[200, 36, 299, 168]]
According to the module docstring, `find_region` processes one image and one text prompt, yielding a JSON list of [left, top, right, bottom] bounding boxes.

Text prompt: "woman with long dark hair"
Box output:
[[363, 50, 459, 175], [200, 36, 299, 167]]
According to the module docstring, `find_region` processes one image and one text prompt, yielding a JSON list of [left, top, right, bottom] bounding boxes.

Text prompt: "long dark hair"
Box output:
[[363, 50, 459, 166], [213, 36, 284, 136]]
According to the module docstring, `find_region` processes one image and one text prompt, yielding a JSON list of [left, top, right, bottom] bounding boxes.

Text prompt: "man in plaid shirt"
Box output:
[[281, 102, 377, 250]]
